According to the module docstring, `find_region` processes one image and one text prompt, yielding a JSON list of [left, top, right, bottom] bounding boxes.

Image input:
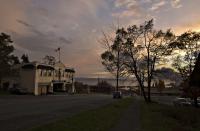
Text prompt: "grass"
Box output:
[[141, 101, 200, 131], [29, 98, 133, 131]]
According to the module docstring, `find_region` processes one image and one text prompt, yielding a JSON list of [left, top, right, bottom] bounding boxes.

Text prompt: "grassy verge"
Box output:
[[141, 102, 200, 131], [29, 98, 133, 131]]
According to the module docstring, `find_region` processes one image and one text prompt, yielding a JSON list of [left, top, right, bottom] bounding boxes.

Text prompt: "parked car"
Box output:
[[113, 91, 122, 99], [190, 98, 200, 106], [173, 97, 191, 107], [8, 87, 27, 95]]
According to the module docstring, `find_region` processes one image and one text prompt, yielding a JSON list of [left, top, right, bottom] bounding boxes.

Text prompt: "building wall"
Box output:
[[4, 62, 75, 95], [37, 69, 54, 83], [20, 68, 36, 94]]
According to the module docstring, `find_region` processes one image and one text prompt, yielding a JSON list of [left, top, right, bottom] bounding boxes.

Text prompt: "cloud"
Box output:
[[171, 0, 182, 8], [0, 0, 195, 77], [114, 0, 137, 8], [16, 19, 32, 28], [15, 19, 72, 55], [150, 1, 166, 11], [112, 0, 144, 18], [16, 19, 45, 36]]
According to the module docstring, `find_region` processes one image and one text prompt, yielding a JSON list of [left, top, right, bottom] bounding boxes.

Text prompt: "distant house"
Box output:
[[0, 61, 75, 95]]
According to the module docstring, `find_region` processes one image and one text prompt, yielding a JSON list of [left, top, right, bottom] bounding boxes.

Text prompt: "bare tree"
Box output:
[[43, 55, 56, 66], [121, 20, 175, 102], [21, 54, 29, 63], [101, 28, 127, 91]]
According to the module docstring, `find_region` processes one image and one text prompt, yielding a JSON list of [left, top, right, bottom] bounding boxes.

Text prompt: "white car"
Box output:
[[190, 98, 200, 106]]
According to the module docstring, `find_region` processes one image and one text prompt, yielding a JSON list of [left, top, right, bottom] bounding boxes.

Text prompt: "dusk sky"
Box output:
[[0, 0, 200, 78]]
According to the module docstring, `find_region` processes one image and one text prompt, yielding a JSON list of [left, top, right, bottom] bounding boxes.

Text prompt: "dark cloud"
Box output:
[[13, 32, 55, 53], [15, 19, 71, 51], [16, 19, 44, 36], [16, 19, 33, 28], [2, 0, 197, 77]]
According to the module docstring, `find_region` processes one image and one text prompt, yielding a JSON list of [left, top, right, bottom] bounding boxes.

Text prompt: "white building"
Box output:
[[1, 61, 75, 95]]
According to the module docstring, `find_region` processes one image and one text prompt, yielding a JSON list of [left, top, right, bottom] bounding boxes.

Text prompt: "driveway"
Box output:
[[0, 94, 114, 131]]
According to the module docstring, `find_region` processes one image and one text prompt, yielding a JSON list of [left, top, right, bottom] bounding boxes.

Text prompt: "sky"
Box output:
[[0, 0, 200, 78]]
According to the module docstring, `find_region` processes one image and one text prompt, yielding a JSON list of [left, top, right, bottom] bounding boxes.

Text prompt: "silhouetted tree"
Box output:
[[21, 54, 29, 63], [101, 28, 127, 91], [11, 56, 20, 65], [170, 31, 200, 80], [43, 55, 56, 65], [100, 20, 175, 102], [0, 33, 19, 86], [122, 20, 175, 102], [189, 53, 200, 107]]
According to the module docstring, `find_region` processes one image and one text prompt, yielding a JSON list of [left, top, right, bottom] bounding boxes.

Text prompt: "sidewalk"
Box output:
[[111, 98, 140, 131]]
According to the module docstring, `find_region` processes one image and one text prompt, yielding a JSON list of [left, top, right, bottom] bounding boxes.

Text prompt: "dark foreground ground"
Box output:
[[0, 94, 114, 131]]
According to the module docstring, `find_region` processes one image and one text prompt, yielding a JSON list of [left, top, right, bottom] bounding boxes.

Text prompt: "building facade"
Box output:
[[1, 61, 75, 95]]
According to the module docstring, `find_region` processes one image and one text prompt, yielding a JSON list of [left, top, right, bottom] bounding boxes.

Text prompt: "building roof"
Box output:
[[20, 61, 75, 72], [21, 62, 54, 70]]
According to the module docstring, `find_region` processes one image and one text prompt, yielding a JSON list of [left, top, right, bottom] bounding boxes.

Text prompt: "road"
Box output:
[[0, 94, 114, 131]]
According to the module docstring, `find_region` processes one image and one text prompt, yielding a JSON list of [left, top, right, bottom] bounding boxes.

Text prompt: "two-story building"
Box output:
[[1, 61, 75, 95]]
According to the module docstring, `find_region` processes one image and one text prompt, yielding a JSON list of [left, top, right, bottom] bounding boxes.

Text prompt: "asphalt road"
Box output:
[[0, 94, 114, 131]]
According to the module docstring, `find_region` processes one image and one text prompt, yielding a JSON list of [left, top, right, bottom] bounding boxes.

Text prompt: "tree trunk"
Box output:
[[116, 73, 119, 91], [135, 75, 148, 102], [141, 85, 148, 102], [116, 48, 120, 91], [194, 97, 198, 108], [133, 69, 148, 102], [147, 49, 151, 102], [147, 81, 151, 102]]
